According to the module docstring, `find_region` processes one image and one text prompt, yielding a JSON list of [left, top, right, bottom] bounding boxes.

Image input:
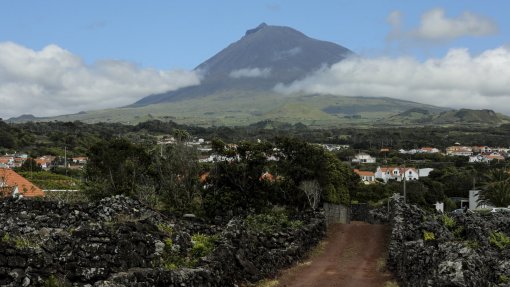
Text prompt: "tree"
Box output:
[[18, 158, 42, 172], [153, 142, 201, 213], [275, 137, 354, 206], [299, 180, 321, 210], [479, 168, 510, 207], [83, 138, 152, 200], [203, 141, 277, 217]]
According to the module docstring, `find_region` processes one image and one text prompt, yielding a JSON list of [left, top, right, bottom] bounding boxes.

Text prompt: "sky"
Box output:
[[0, 0, 509, 119]]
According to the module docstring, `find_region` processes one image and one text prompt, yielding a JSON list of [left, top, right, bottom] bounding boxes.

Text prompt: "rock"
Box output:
[[235, 250, 260, 276], [0, 196, 326, 286], [21, 276, 30, 286]]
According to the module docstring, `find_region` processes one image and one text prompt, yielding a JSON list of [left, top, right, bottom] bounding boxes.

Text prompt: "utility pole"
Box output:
[[403, 162, 407, 203], [64, 146, 67, 176]]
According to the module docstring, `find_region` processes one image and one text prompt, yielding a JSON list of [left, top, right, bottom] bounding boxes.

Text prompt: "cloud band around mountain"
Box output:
[[229, 67, 271, 78], [0, 42, 201, 119], [274, 47, 510, 114]]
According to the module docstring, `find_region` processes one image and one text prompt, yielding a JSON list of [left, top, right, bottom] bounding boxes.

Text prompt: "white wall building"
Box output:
[[352, 153, 376, 164], [375, 166, 420, 183]]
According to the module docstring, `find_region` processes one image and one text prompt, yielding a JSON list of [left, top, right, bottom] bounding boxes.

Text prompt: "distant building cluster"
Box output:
[[0, 153, 88, 170], [347, 142, 510, 185], [319, 144, 350, 152], [353, 166, 433, 184], [399, 147, 440, 154], [445, 144, 508, 163], [0, 153, 28, 169]]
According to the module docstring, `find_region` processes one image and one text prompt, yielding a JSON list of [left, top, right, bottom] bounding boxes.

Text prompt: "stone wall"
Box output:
[[388, 201, 510, 287], [323, 203, 350, 225], [0, 196, 326, 286]]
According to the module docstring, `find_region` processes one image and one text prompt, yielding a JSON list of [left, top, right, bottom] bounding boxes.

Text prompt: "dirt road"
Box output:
[[275, 222, 394, 287]]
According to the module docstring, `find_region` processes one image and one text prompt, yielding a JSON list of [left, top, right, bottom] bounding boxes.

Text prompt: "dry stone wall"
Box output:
[[0, 196, 326, 287], [388, 201, 510, 287]]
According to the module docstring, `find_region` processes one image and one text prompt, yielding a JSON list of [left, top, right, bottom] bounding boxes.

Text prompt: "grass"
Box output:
[[247, 279, 279, 287], [489, 232, 510, 250], [2, 233, 40, 249], [18, 171, 80, 190], [423, 230, 435, 241], [31, 91, 444, 128], [245, 207, 303, 233], [376, 257, 388, 272]]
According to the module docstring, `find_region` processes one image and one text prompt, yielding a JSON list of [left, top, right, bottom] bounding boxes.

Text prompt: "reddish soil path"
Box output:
[[275, 222, 394, 287]]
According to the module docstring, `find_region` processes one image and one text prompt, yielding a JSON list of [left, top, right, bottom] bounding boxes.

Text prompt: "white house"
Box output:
[[469, 154, 505, 163], [353, 169, 376, 184], [446, 146, 473, 156], [375, 166, 419, 183], [352, 153, 376, 164], [420, 147, 440, 153], [418, 168, 434, 177], [469, 155, 490, 163]]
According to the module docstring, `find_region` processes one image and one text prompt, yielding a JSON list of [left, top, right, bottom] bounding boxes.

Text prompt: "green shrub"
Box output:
[[161, 237, 185, 270], [157, 223, 174, 235], [246, 207, 303, 233], [1, 233, 39, 249], [464, 240, 480, 250], [190, 234, 217, 258], [499, 274, 509, 284], [1, 233, 10, 242], [160, 233, 218, 270], [423, 230, 435, 241], [489, 232, 510, 250], [441, 214, 456, 229], [43, 274, 69, 287], [164, 238, 173, 248]]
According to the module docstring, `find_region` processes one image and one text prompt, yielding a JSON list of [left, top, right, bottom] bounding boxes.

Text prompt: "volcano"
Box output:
[[132, 23, 353, 106]]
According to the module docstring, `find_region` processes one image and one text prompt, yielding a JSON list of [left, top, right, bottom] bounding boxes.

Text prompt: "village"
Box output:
[[1, 135, 509, 214], [351, 143, 509, 184]]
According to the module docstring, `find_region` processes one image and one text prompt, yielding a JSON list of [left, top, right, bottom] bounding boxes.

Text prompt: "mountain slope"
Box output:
[[10, 23, 462, 127], [133, 23, 353, 106], [10, 93, 448, 128], [386, 108, 510, 126]]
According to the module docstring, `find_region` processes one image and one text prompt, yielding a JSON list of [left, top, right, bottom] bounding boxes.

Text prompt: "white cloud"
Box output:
[[388, 8, 498, 42], [229, 67, 271, 78], [274, 47, 510, 114], [0, 42, 201, 119]]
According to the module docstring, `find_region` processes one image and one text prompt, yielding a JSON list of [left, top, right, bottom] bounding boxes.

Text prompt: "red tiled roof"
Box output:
[[0, 168, 44, 197], [354, 169, 375, 177], [259, 172, 275, 182], [379, 167, 417, 173], [487, 155, 505, 160], [199, 172, 209, 183]]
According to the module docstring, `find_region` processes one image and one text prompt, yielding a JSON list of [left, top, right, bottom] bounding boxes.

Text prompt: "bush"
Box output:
[[190, 234, 217, 258], [441, 214, 456, 229], [161, 233, 218, 270], [489, 232, 510, 250], [246, 207, 303, 233], [500, 275, 509, 284], [423, 230, 435, 241]]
